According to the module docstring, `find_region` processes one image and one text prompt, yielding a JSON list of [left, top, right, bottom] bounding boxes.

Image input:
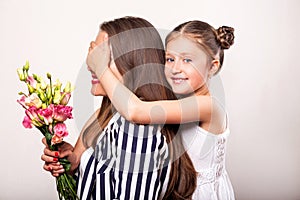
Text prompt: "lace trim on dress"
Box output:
[[196, 136, 226, 186]]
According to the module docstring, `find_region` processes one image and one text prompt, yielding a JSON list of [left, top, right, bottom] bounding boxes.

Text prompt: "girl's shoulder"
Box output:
[[198, 95, 227, 135], [197, 123, 230, 138], [181, 120, 229, 139]]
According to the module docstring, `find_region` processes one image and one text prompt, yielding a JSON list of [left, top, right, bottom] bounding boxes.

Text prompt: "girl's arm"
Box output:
[[87, 43, 223, 126], [99, 67, 220, 125]]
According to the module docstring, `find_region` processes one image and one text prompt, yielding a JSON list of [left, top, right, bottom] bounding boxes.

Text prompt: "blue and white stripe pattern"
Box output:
[[77, 113, 170, 200]]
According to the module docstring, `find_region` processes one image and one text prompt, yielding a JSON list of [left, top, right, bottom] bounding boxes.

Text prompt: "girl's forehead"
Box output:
[[166, 36, 207, 56]]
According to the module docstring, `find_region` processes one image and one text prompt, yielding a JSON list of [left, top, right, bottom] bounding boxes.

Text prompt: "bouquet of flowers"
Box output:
[[17, 61, 78, 200]]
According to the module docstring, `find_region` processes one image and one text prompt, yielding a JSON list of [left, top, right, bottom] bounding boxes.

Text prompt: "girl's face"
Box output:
[[87, 30, 122, 96], [165, 36, 211, 96]]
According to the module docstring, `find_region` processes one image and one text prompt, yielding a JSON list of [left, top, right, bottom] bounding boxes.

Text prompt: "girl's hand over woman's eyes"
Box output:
[[86, 39, 111, 79]]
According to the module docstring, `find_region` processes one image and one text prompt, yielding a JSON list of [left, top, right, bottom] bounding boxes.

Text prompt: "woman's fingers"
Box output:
[[43, 141, 74, 158], [41, 138, 73, 177], [41, 141, 73, 165], [43, 147, 60, 158], [52, 167, 65, 175], [41, 153, 59, 163], [41, 147, 60, 163], [43, 162, 60, 171], [43, 163, 65, 177]]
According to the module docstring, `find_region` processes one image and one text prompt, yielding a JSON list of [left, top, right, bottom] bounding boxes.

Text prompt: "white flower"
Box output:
[[25, 93, 43, 108]]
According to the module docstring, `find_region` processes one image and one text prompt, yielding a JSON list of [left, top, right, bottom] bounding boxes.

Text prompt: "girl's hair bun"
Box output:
[[216, 26, 235, 49]]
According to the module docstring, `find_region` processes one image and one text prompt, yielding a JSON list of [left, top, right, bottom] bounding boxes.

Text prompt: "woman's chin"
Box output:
[[90, 85, 106, 96]]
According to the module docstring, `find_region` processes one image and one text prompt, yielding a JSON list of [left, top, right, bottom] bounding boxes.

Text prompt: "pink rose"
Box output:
[[53, 105, 73, 122], [38, 107, 53, 125], [53, 123, 68, 138], [25, 106, 43, 127], [22, 116, 32, 128], [25, 106, 39, 121]]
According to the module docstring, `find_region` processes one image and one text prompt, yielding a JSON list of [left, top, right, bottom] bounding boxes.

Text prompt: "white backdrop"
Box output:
[[1, 0, 300, 199]]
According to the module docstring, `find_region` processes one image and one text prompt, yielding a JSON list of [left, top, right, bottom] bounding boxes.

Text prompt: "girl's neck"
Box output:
[[194, 84, 210, 96], [177, 85, 210, 99]]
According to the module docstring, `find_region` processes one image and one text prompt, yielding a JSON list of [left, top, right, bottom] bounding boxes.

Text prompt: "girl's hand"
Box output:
[[41, 137, 74, 177], [86, 38, 111, 79]]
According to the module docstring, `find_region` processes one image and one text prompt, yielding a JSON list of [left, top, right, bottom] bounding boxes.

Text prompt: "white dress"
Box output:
[[180, 122, 235, 200]]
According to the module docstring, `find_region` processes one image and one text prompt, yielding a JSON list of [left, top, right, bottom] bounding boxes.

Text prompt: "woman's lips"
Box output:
[[91, 79, 100, 84], [91, 74, 100, 84]]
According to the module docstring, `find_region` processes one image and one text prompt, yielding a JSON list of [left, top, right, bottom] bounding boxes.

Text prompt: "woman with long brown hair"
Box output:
[[42, 16, 196, 199]]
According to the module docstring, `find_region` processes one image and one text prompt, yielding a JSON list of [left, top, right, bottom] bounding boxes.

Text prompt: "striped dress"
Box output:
[[76, 113, 170, 200]]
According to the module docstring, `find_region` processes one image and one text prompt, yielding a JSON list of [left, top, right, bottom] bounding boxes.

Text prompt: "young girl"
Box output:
[[42, 16, 196, 200], [87, 20, 235, 199]]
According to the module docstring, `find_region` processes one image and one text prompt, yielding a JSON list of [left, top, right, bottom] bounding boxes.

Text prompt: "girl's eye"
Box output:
[[166, 57, 174, 62], [183, 58, 192, 63]]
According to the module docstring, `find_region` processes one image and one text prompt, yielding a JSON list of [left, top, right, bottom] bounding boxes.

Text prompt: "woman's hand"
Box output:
[[86, 37, 111, 79], [41, 137, 74, 177]]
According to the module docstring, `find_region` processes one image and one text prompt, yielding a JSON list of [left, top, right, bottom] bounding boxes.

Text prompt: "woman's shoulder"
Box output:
[[111, 112, 162, 137]]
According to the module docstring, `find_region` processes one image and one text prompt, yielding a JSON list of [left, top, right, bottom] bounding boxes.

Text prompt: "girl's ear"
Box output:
[[209, 60, 220, 77]]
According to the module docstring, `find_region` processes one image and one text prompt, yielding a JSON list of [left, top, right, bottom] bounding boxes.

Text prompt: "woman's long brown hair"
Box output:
[[82, 16, 197, 199]]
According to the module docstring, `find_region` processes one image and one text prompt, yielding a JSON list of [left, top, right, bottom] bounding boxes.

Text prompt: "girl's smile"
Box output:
[[170, 77, 188, 84]]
